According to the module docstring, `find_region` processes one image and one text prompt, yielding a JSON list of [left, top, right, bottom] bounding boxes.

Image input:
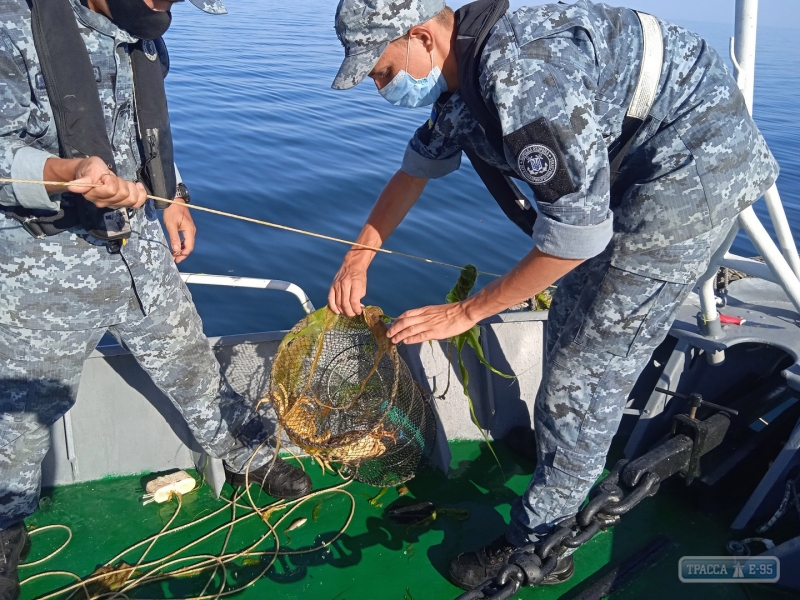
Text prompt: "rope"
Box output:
[[19, 449, 358, 600], [0, 177, 502, 278]]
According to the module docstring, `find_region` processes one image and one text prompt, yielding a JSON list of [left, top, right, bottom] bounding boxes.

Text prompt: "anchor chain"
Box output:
[[456, 460, 661, 600]]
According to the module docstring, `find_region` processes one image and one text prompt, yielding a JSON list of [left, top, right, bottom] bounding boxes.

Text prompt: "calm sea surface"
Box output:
[[162, 0, 800, 337]]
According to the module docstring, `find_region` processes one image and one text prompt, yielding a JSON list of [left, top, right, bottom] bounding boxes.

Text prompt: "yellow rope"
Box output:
[[19, 467, 358, 600], [0, 177, 502, 278]]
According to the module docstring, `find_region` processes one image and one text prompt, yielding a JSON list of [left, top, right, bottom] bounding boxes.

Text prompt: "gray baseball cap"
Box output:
[[184, 0, 228, 15], [332, 0, 446, 90]]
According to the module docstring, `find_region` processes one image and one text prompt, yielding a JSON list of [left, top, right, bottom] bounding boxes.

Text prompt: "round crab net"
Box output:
[[267, 307, 436, 487]]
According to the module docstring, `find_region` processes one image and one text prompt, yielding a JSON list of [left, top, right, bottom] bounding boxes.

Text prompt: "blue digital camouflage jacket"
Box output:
[[402, 0, 778, 282], [0, 0, 185, 330]]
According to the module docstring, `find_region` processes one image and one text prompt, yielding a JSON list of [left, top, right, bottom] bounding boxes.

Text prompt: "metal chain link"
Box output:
[[455, 460, 661, 600]]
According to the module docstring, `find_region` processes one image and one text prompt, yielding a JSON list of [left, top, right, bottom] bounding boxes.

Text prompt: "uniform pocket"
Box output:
[[613, 125, 714, 253], [573, 268, 667, 358], [552, 444, 606, 482], [0, 324, 31, 447]]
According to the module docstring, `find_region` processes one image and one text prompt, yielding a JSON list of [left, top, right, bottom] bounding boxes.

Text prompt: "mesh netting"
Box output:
[[267, 307, 436, 487]]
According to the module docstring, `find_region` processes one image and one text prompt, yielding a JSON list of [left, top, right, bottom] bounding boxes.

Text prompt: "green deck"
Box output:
[[19, 442, 792, 600]]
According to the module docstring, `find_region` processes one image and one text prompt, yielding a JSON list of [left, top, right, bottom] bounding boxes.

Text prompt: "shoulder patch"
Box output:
[[504, 117, 577, 203], [517, 144, 558, 184]]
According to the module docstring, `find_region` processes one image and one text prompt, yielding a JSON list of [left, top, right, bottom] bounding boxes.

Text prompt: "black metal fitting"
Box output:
[[697, 312, 723, 338], [671, 412, 732, 484], [564, 520, 601, 548], [602, 473, 660, 515], [622, 434, 694, 487], [578, 481, 624, 527], [21, 216, 46, 239], [509, 548, 543, 586], [537, 527, 572, 560]]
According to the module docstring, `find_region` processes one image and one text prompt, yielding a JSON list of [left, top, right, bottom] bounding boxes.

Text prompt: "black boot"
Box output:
[[448, 534, 575, 591], [0, 523, 30, 600], [225, 456, 311, 500], [503, 426, 538, 463]]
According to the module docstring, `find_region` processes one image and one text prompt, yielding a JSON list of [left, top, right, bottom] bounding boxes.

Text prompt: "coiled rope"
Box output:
[[19, 444, 358, 600]]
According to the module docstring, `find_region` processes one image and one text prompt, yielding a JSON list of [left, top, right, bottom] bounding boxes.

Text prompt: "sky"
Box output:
[[449, 0, 799, 30]]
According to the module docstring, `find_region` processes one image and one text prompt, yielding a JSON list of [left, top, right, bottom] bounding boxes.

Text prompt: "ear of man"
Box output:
[[406, 7, 454, 51]]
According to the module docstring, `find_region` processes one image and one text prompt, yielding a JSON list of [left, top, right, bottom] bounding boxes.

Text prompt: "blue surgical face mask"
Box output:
[[378, 36, 449, 108]]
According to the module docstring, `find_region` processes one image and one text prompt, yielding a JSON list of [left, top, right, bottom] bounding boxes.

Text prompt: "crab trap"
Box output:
[[265, 306, 437, 487]]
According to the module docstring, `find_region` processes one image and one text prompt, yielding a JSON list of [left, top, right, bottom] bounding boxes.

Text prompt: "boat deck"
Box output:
[[19, 441, 792, 600]]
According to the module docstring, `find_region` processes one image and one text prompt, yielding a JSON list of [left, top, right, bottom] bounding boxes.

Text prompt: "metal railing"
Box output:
[[696, 0, 800, 340], [180, 273, 316, 314]]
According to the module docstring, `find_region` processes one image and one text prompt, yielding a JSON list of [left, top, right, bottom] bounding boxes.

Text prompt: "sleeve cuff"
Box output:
[[532, 214, 614, 259], [10, 147, 61, 210], [400, 143, 461, 180], [174, 163, 183, 185]]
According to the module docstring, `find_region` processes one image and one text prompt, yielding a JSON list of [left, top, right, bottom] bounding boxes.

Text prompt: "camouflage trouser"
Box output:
[[0, 279, 273, 531], [506, 222, 729, 546]]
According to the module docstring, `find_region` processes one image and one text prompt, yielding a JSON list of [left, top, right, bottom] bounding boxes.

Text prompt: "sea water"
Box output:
[[164, 0, 799, 336]]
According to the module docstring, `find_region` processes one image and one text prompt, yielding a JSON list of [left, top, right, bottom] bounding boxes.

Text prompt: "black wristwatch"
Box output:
[[175, 182, 191, 204]]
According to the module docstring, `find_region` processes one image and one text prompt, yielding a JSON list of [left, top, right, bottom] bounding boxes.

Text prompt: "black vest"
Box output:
[[453, 0, 648, 237], [7, 0, 176, 240], [454, 0, 537, 237]]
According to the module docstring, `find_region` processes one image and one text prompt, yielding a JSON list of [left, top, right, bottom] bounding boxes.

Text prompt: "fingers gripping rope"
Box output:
[[0, 178, 502, 278]]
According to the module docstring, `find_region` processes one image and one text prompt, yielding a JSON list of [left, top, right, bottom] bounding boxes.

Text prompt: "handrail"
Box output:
[[695, 0, 800, 336], [180, 273, 315, 314]]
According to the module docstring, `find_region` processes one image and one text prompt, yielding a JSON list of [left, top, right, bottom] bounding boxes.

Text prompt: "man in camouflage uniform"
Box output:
[[327, 0, 778, 590], [0, 1, 311, 596]]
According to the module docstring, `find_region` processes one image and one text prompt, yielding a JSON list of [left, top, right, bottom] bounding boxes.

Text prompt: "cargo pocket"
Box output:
[[613, 126, 714, 254], [573, 267, 668, 358], [0, 324, 31, 448], [552, 445, 606, 483]]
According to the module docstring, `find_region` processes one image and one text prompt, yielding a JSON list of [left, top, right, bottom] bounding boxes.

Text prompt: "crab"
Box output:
[[269, 307, 405, 477]]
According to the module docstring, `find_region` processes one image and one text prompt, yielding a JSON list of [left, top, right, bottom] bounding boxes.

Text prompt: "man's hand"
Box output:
[[387, 302, 476, 345], [58, 156, 147, 209], [163, 199, 196, 263], [328, 258, 368, 317], [328, 170, 429, 318]]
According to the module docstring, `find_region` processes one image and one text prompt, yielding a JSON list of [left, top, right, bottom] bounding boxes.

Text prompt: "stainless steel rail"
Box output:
[[180, 273, 316, 314]]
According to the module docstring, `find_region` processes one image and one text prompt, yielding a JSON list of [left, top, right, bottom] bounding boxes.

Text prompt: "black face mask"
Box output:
[[109, 0, 172, 40]]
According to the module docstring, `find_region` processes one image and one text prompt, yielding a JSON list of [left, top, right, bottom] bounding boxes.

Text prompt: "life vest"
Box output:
[[5, 0, 176, 241], [454, 0, 537, 237]]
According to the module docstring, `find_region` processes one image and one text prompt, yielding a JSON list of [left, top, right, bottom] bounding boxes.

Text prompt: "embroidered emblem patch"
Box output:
[[143, 40, 158, 62], [518, 144, 558, 185]]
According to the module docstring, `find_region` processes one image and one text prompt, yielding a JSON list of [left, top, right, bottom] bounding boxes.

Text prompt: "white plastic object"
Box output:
[[142, 471, 196, 505]]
